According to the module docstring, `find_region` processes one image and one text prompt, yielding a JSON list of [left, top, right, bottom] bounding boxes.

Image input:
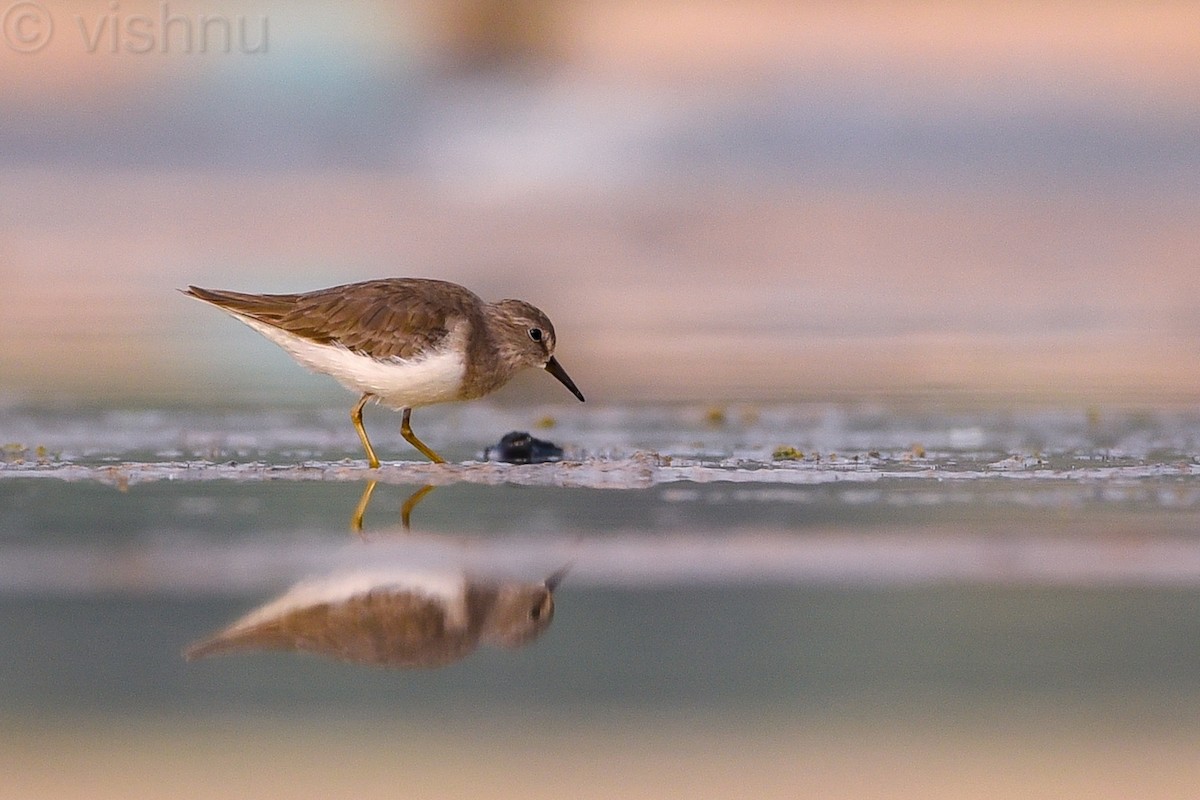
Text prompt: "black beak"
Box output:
[[545, 356, 585, 402], [545, 564, 571, 591]]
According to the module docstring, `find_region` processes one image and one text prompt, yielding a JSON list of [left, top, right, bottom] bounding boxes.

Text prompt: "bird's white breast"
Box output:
[[234, 315, 467, 409]]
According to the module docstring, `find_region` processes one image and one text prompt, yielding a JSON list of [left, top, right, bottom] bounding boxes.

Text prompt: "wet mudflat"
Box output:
[[1, 402, 1199, 799]]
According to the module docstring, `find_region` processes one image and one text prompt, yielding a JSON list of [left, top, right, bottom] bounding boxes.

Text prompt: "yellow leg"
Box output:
[[350, 479, 377, 535], [401, 408, 446, 463], [351, 394, 381, 469], [352, 481, 436, 535], [400, 484, 437, 530]]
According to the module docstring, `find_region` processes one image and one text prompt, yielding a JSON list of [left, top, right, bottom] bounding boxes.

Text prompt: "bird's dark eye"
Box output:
[[528, 327, 543, 342]]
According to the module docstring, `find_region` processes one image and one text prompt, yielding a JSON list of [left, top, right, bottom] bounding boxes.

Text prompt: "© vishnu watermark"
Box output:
[[4, 2, 268, 54], [3, 2, 52, 52]]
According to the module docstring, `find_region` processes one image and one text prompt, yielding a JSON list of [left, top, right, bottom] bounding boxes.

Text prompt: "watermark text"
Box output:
[[4, 2, 269, 54]]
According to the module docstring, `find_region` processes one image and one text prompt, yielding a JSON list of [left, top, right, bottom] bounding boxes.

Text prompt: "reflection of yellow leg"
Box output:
[[351, 479, 378, 534], [352, 481, 434, 534], [352, 394, 380, 468], [401, 483, 436, 531], [401, 408, 446, 463]]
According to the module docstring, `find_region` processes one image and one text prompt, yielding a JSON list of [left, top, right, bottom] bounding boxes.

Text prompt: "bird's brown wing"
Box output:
[[183, 590, 477, 668], [184, 279, 482, 361]]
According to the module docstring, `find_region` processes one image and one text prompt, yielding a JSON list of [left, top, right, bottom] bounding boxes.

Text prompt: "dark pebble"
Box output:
[[485, 431, 564, 464]]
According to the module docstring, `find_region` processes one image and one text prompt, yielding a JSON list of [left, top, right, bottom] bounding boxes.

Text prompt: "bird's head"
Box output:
[[491, 299, 585, 402]]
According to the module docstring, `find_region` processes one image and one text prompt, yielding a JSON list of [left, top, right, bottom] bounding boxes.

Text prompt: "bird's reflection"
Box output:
[[348, 429, 569, 532], [186, 564, 565, 668], [351, 481, 437, 533]]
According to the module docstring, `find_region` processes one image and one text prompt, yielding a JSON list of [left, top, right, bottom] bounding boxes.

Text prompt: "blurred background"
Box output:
[[2, 0, 1198, 407], [3, 5, 1200, 800]]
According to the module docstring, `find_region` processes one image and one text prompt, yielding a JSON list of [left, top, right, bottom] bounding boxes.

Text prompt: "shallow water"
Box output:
[[2, 402, 1199, 798]]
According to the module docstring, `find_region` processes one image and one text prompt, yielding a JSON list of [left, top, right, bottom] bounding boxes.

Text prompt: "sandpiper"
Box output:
[[184, 278, 585, 466], [184, 567, 565, 668]]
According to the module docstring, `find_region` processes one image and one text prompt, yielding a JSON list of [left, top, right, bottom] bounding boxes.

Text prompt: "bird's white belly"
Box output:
[[236, 316, 467, 408]]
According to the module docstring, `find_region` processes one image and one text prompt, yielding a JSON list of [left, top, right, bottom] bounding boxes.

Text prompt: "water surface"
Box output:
[[2, 402, 1199, 799]]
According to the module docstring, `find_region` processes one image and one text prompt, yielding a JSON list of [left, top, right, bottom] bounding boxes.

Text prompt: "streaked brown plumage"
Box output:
[[183, 278, 584, 465]]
